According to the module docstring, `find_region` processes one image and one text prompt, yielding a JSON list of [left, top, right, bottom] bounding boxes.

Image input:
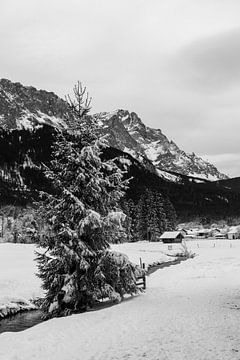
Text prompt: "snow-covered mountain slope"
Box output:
[[95, 110, 227, 181], [0, 78, 71, 129], [0, 79, 227, 180]]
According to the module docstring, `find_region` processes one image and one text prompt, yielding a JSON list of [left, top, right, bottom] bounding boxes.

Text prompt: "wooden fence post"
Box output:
[[137, 259, 146, 290]]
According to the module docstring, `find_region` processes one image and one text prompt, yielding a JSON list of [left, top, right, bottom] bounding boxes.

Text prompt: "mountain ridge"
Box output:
[[95, 109, 227, 181], [0, 78, 227, 181]]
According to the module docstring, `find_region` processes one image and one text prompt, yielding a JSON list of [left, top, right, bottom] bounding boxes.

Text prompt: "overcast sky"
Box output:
[[1, 0, 240, 177]]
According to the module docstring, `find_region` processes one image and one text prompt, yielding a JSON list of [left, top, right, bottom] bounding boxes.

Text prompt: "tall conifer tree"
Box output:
[[36, 82, 139, 317]]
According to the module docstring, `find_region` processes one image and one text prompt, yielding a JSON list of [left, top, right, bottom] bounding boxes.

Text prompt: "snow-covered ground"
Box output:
[[1, 240, 240, 359], [0, 244, 43, 317], [111, 241, 183, 268], [0, 241, 181, 318]]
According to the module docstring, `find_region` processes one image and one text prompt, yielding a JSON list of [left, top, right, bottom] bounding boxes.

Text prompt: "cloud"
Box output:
[[1, 0, 240, 177], [172, 28, 240, 92], [202, 153, 240, 178]]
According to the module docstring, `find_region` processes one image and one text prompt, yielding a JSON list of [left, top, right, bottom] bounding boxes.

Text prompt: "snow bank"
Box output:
[[0, 300, 36, 318], [111, 241, 183, 269], [0, 244, 43, 318]]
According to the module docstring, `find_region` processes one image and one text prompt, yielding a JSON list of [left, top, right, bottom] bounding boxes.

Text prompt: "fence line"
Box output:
[[187, 240, 237, 249]]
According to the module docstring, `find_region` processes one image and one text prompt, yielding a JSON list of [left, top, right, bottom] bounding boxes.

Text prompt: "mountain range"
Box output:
[[0, 78, 240, 222], [0, 78, 227, 181]]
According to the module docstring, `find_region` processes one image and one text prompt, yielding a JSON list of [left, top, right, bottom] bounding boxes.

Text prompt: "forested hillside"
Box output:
[[1, 125, 239, 226]]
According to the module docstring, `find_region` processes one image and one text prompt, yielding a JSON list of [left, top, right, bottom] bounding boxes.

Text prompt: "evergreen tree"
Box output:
[[164, 196, 177, 230], [123, 187, 176, 241], [121, 200, 133, 242], [135, 194, 148, 240], [36, 82, 140, 317]]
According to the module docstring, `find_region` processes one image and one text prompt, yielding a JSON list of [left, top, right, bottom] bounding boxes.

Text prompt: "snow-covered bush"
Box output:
[[176, 241, 195, 258], [98, 251, 143, 302]]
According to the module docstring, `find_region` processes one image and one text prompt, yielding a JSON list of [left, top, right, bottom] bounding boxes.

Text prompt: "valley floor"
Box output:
[[0, 241, 180, 317], [1, 240, 240, 359]]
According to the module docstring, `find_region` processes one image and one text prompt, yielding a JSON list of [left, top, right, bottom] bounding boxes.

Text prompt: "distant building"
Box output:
[[184, 229, 198, 239], [196, 229, 209, 238], [227, 227, 240, 240], [211, 228, 221, 237], [160, 231, 184, 243], [177, 228, 188, 235], [215, 233, 227, 239]]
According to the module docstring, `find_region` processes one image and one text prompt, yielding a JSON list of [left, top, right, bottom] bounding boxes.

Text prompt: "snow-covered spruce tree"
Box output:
[[36, 82, 141, 317]]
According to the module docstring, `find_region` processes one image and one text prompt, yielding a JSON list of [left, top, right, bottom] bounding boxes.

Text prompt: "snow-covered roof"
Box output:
[[228, 229, 240, 234], [228, 226, 240, 234], [197, 229, 212, 233], [160, 231, 183, 239], [177, 228, 188, 233]]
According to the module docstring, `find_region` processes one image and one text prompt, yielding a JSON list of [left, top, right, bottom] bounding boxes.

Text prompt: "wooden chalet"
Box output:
[[160, 231, 184, 244], [227, 227, 240, 240]]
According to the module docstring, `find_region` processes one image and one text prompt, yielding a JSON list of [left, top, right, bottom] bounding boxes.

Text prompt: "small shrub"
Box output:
[[176, 240, 195, 258]]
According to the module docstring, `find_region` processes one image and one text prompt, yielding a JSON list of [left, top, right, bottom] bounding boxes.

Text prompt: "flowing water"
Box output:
[[0, 310, 44, 334]]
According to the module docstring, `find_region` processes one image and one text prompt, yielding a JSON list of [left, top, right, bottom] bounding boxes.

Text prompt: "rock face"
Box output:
[[0, 79, 227, 180], [0, 78, 73, 129], [95, 110, 227, 181]]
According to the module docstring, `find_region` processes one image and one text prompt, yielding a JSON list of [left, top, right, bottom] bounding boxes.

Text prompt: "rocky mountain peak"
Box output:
[[0, 78, 73, 129], [96, 109, 227, 181], [0, 79, 228, 181]]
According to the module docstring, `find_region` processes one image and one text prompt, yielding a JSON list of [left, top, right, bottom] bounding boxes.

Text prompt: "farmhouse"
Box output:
[[184, 229, 198, 239], [215, 233, 227, 239], [177, 228, 188, 235], [197, 229, 212, 238], [211, 228, 221, 237], [227, 226, 240, 240], [160, 231, 184, 244]]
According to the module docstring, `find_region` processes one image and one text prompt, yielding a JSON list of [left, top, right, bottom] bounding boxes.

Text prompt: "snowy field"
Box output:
[[111, 241, 184, 268], [0, 244, 43, 317], [0, 241, 182, 317], [1, 240, 240, 359]]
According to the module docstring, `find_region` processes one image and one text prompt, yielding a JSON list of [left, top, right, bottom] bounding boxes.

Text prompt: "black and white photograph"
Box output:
[[0, 1, 240, 359]]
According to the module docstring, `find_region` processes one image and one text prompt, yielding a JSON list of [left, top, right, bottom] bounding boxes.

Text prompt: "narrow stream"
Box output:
[[0, 310, 44, 334]]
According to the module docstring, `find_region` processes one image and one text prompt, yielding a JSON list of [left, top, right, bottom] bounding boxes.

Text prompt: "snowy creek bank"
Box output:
[[0, 242, 188, 333], [0, 243, 43, 321], [147, 255, 189, 275], [0, 310, 43, 334], [1, 240, 240, 360], [0, 300, 37, 319], [0, 261, 188, 334], [0, 256, 188, 334]]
